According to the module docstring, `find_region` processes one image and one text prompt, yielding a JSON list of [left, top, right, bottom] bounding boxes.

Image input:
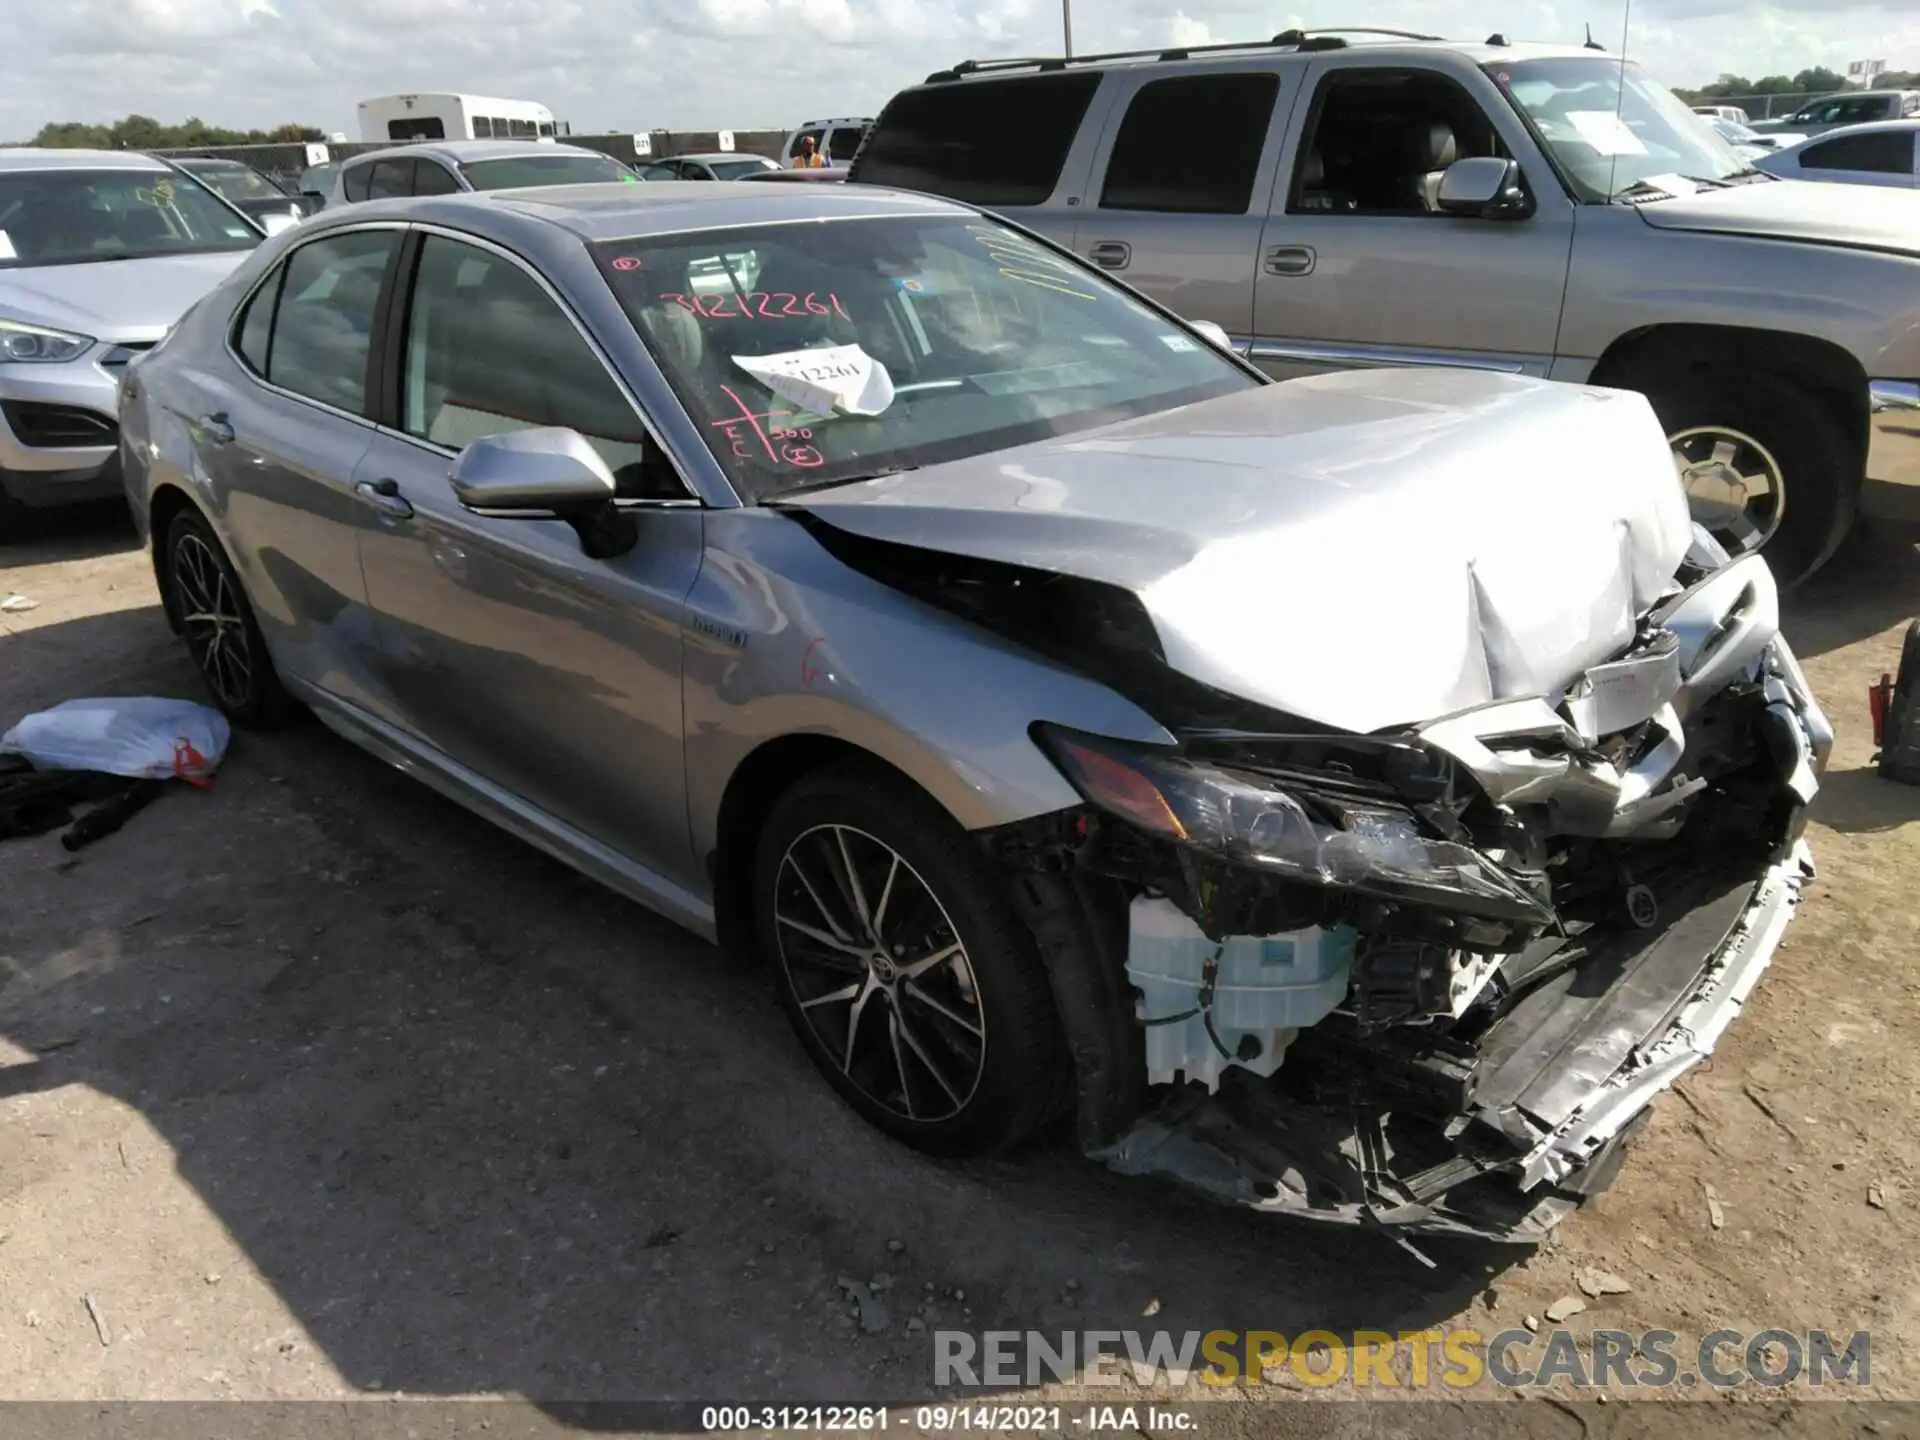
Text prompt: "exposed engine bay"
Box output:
[[818, 518, 1831, 1243]]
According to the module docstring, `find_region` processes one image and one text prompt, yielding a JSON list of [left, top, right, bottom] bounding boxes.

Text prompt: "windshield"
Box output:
[[0, 169, 260, 268], [458, 153, 640, 190], [710, 158, 776, 180], [186, 163, 284, 202], [1486, 56, 1750, 200], [596, 214, 1255, 501]]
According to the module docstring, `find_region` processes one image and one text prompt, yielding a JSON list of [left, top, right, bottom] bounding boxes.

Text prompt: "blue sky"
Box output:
[[7, 0, 1915, 140]]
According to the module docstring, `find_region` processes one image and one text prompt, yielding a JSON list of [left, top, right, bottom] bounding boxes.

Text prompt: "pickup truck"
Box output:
[[849, 30, 1920, 583]]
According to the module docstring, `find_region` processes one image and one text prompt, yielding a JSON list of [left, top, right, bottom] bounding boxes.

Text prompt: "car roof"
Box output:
[[658, 152, 772, 163], [315, 179, 965, 243], [1786, 118, 1920, 139], [342, 139, 607, 168], [0, 148, 171, 174]]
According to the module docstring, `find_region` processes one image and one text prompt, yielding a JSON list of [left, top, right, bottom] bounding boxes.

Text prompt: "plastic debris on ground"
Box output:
[[0, 697, 231, 852]]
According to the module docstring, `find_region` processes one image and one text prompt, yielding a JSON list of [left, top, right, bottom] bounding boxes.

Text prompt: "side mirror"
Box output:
[[260, 211, 301, 236], [1435, 157, 1534, 220], [1186, 319, 1237, 353], [449, 427, 637, 558]]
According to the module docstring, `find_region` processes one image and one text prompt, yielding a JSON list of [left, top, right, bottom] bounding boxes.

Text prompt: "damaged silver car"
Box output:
[[118, 182, 1831, 1243]]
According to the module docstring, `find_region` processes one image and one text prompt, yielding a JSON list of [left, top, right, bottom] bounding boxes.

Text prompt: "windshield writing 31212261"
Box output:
[[660, 291, 851, 321]]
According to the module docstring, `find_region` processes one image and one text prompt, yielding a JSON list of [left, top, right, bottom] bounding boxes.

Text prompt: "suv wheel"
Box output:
[[1643, 370, 1855, 587], [163, 510, 295, 727], [753, 761, 1062, 1156]]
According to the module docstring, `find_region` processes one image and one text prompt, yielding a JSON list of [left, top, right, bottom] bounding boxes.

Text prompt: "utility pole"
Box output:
[[1062, 0, 1073, 57]]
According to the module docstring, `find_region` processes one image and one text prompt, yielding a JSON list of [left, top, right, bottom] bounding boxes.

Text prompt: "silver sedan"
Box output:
[[119, 181, 1830, 1241]]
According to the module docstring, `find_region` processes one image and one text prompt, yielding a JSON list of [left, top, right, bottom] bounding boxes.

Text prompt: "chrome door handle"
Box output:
[[196, 412, 234, 445], [1087, 240, 1131, 269], [354, 477, 415, 520], [1264, 245, 1316, 276]]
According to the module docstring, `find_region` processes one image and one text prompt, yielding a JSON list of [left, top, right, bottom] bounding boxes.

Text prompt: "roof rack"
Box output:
[[928, 27, 1443, 83]]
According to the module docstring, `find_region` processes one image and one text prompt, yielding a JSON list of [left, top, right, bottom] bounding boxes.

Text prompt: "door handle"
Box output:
[[354, 477, 415, 520], [1087, 240, 1131, 270], [196, 412, 234, 445], [1264, 245, 1317, 276]]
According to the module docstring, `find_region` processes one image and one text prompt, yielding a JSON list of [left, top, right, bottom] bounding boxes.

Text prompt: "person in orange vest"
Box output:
[[792, 135, 826, 168]]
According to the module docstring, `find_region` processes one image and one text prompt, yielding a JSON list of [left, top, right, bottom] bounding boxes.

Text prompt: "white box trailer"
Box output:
[[356, 93, 569, 144]]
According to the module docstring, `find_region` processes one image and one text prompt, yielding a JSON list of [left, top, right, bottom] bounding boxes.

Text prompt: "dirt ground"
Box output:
[[2, 501, 1918, 1429]]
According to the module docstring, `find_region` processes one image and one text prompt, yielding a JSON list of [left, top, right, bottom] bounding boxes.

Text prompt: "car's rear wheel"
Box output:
[[163, 510, 295, 727], [753, 762, 1062, 1156], [1641, 370, 1856, 587]]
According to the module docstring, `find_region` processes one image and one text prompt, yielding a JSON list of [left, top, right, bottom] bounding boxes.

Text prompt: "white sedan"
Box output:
[[1756, 120, 1920, 188]]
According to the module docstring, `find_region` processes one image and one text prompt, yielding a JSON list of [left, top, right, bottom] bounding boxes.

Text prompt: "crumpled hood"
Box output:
[[794, 368, 1695, 733], [1632, 178, 1920, 256], [0, 251, 252, 342]]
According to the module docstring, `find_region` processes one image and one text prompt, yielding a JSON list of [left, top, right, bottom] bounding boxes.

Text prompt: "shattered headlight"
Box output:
[[1037, 725, 1551, 923]]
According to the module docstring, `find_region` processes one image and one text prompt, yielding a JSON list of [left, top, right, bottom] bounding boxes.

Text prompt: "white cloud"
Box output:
[[1169, 13, 1215, 47], [3, 0, 1915, 141]]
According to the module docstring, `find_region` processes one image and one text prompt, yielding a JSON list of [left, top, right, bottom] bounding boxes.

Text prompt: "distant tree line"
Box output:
[[23, 116, 325, 149], [1675, 66, 1920, 105]]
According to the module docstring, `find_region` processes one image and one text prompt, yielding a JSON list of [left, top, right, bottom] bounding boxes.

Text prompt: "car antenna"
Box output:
[[1584, 22, 1605, 50], [1605, 1, 1632, 198]]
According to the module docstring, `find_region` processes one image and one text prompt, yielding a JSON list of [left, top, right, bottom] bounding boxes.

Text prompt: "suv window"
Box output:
[[852, 72, 1104, 205], [1798, 129, 1913, 175], [366, 159, 414, 199], [826, 126, 866, 162], [1100, 74, 1280, 214], [399, 235, 683, 498], [1292, 69, 1506, 215], [256, 231, 397, 415]]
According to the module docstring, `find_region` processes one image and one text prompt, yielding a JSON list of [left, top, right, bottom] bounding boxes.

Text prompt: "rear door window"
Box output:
[[411, 161, 461, 195], [366, 159, 415, 199], [1796, 129, 1914, 175], [258, 230, 400, 416], [1099, 74, 1280, 214], [851, 72, 1103, 205]]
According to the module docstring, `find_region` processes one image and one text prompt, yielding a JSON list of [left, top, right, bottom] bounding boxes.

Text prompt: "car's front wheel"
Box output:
[[753, 762, 1062, 1156], [1643, 370, 1856, 587], [162, 509, 295, 727]]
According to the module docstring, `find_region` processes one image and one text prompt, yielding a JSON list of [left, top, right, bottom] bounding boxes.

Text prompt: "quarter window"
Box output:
[[257, 230, 399, 416], [232, 267, 282, 374], [1100, 74, 1280, 214], [1798, 130, 1913, 176], [342, 163, 374, 203], [398, 236, 684, 499]]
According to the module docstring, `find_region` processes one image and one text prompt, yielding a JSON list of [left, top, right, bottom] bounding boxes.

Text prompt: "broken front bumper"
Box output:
[[1096, 840, 1814, 1243]]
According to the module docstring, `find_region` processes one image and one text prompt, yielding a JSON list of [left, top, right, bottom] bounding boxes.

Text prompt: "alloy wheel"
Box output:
[[172, 532, 254, 710], [1670, 425, 1786, 556], [772, 823, 987, 1122]]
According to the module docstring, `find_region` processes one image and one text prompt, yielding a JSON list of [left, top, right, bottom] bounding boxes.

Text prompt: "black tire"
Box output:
[[1879, 620, 1920, 786], [753, 760, 1062, 1156], [162, 509, 296, 728], [1639, 369, 1857, 588]]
